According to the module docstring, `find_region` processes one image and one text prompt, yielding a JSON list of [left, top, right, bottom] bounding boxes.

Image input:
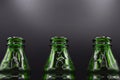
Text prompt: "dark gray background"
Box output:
[[0, 0, 120, 80]]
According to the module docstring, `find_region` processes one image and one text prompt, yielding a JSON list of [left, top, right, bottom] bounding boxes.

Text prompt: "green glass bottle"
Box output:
[[43, 36, 75, 80], [0, 37, 30, 80], [88, 36, 119, 73], [88, 36, 120, 80]]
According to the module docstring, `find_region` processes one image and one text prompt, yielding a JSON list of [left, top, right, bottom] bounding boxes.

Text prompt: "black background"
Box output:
[[0, 0, 120, 80]]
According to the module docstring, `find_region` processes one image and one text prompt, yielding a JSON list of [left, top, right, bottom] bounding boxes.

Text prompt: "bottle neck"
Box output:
[[51, 44, 67, 52], [7, 45, 24, 55], [94, 44, 111, 52]]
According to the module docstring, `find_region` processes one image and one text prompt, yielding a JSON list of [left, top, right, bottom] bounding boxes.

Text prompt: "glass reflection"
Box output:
[[0, 70, 30, 80], [43, 73, 75, 80], [88, 73, 120, 80]]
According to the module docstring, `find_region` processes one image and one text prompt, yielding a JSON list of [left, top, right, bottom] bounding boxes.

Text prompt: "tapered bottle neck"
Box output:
[[50, 36, 68, 53], [93, 36, 112, 52], [7, 45, 24, 50], [51, 44, 67, 52], [94, 44, 111, 52]]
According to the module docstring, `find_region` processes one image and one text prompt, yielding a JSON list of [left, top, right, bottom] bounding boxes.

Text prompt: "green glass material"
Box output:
[[88, 36, 119, 73], [43, 36, 75, 80], [0, 37, 30, 80]]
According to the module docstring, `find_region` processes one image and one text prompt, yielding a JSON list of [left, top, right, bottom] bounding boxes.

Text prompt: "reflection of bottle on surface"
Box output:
[[43, 36, 75, 80], [0, 37, 30, 80], [88, 73, 120, 80], [88, 36, 120, 80]]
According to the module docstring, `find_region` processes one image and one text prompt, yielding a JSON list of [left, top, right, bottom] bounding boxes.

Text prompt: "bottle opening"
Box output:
[[50, 36, 68, 45], [93, 36, 111, 45], [7, 36, 25, 46]]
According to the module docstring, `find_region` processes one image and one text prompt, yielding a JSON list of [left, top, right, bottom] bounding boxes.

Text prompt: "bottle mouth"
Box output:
[[7, 36, 24, 41], [50, 36, 68, 45], [93, 36, 111, 45], [7, 36, 25, 46]]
